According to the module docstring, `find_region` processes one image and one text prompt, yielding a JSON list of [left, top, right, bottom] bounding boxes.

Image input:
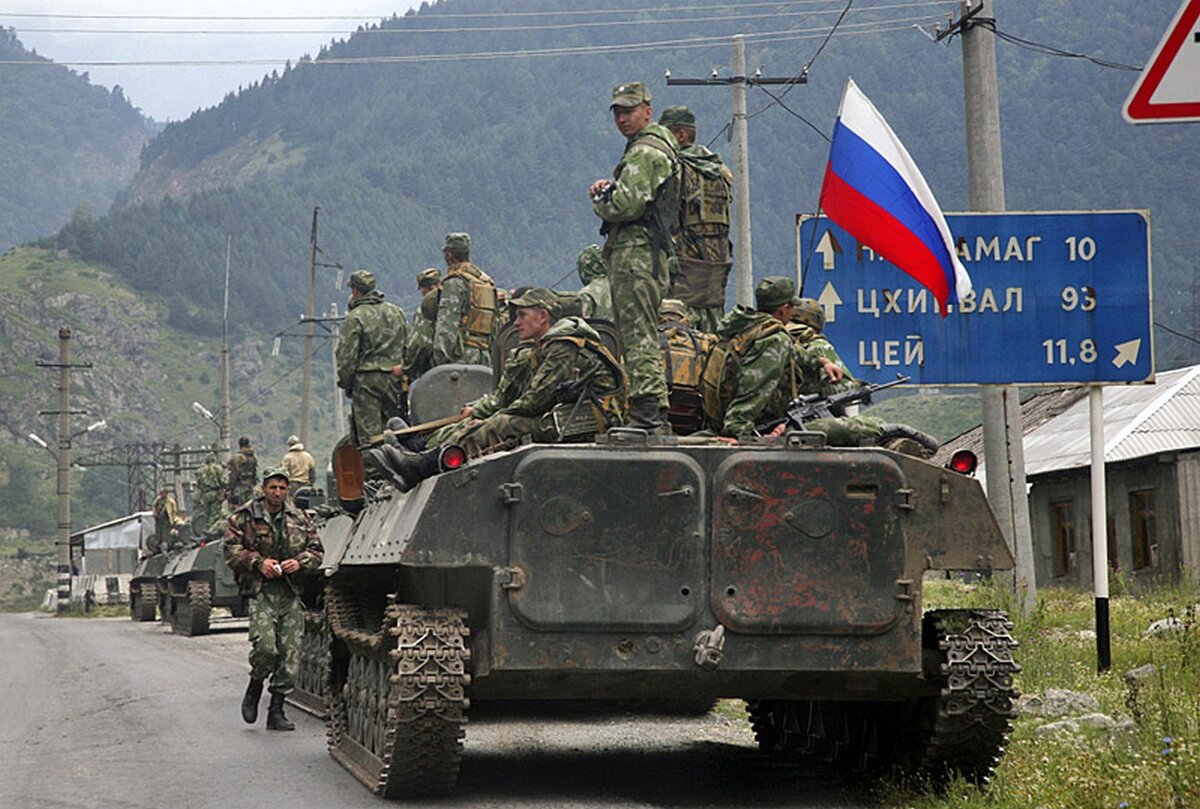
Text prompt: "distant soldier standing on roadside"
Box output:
[[224, 467, 323, 732], [335, 269, 408, 448], [431, 233, 498, 368], [589, 81, 681, 432]]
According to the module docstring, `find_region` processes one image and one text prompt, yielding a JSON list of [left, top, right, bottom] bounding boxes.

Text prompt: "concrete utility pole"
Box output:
[[957, 0, 1036, 613], [330, 302, 345, 434], [220, 236, 232, 458], [300, 207, 319, 447], [666, 35, 807, 306]]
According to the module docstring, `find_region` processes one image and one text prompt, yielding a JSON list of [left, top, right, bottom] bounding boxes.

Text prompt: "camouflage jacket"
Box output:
[[336, 290, 408, 390], [472, 341, 536, 419], [432, 262, 494, 367], [785, 322, 856, 396], [499, 317, 624, 419], [223, 497, 323, 596], [578, 277, 614, 321], [229, 448, 257, 491], [403, 306, 435, 379], [195, 460, 227, 499], [709, 307, 795, 437], [593, 122, 680, 248]]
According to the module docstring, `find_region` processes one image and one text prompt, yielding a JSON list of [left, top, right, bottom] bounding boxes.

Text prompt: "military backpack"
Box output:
[[447, 264, 499, 352], [658, 323, 716, 434], [700, 318, 793, 427]]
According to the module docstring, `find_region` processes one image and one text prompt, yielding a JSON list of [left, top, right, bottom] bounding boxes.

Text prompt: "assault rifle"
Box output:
[[758, 374, 911, 435]]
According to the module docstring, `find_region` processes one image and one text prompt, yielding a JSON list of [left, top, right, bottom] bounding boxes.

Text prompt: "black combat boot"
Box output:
[[878, 423, 940, 458], [241, 677, 263, 724], [628, 396, 664, 432], [370, 444, 448, 491], [266, 692, 295, 731]]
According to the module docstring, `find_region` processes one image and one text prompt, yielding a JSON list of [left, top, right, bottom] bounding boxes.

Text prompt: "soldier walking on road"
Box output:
[[590, 81, 681, 431], [223, 467, 323, 731], [336, 270, 408, 448], [431, 233, 499, 367]]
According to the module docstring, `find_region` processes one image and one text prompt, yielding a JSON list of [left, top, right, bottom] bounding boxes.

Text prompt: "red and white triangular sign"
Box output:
[[1124, 0, 1200, 123]]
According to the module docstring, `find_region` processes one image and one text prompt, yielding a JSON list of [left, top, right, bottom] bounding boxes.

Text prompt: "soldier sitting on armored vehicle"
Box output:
[[786, 297, 856, 397]]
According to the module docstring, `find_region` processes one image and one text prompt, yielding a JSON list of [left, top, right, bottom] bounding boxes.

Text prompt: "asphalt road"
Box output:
[[0, 612, 878, 808]]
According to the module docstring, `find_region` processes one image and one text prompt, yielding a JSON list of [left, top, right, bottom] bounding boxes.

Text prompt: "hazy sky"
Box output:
[[4, 1, 419, 120]]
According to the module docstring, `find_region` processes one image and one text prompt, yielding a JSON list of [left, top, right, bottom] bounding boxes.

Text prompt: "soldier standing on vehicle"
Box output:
[[150, 487, 177, 554], [193, 452, 228, 533], [280, 435, 315, 493], [228, 436, 257, 505], [336, 270, 408, 448], [223, 467, 323, 731], [431, 233, 498, 367], [575, 244, 614, 321], [590, 81, 681, 432], [404, 267, 442, 381], [659, 105, 734, 334]]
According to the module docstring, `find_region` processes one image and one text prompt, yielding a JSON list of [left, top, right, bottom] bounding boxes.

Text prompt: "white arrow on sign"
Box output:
[[817, 282, 843, 324], [1112, 339, 1143, 368], [814, 230, 842, 270]]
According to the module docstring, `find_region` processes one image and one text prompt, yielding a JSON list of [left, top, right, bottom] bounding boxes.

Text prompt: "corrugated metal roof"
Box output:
[[934, 365, 1200, 481]]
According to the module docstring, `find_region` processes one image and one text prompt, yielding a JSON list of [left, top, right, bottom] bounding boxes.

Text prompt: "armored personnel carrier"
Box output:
[[129, 552, 167, 622], [319, 427, 1018, 798], [160, 538, 248, 635]]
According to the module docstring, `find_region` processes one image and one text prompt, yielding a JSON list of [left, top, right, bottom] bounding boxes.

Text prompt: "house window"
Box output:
[[1130, 490, 1157, 570], [1052, 501, 1076, 578]]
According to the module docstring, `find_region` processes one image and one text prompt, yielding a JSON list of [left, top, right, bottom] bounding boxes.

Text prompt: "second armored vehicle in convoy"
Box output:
[[317, 420, 1019, 797], [160, 538, 248, 635]]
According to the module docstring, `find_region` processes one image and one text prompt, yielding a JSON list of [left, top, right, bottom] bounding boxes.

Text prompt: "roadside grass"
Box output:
[[880, 579, 1200, 807]]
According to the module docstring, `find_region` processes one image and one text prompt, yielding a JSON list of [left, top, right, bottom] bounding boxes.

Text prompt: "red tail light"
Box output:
[[948, 449, 977, 475], [439, 445, 467, 471]]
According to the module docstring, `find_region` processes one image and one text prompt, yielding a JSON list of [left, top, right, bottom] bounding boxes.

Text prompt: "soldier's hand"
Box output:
[[260, 557, 282, 579], [390, 364, 404, 378], [822, 360, 844, 382], [460, 404, 474, 418], [589, 179, 614, 199], [279, 558, 301, 575]]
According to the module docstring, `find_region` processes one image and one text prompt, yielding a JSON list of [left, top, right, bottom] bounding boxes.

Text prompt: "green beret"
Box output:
[[443, 232, 471, 252], [508, 287, 561, 319], [611, 81, 651, 109], [416, 267, 441, 287], [261, 466, 290, 484], [659, 105, 696, 129], [348, 269, 375, 292], [576, 244, 606, 284], [755, 276, 801, 310]]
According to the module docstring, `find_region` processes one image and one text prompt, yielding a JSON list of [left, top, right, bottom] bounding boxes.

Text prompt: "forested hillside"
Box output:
[[0, 29, 153, 250], [30, 0, 1199, 365]]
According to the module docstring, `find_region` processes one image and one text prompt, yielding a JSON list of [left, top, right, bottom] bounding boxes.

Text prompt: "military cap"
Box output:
[[416, 267, 441, 287], [287, 434, 300, 447], [576, 244, 606, 284], [755, 276, 801, 310], [659, 298, 690, 322], [659, 105, 696, 129], [508, 287, 561, 319], [610, 81, 652, 108], [348, 269, 376, 292], [792, 298, 825, 331], [261, 466, 290, 483], [443, 232, 471, 251]]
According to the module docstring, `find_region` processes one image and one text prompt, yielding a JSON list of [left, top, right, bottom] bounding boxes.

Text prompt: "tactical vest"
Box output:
[[671, 152, 734, 307], [604, 129, 681, 261], [700, 318, 794, 426], [447, 264, 498, 351], [658, 322, 716, 435], [537, 333, 628, 438]]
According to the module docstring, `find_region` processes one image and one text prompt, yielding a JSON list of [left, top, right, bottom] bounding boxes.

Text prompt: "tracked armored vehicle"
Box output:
[[320, 427, 1018, 798], [160, 538, 249, 636], [129, 552, 167, 622]]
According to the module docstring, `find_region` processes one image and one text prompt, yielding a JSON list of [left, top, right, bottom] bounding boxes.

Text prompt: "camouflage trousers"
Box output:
[[430, 412, 558, 457], [607, 241, 669, 406], [350, 371, 402, 448], [806, 415, 885, 447], [248, 584, 304, 695]]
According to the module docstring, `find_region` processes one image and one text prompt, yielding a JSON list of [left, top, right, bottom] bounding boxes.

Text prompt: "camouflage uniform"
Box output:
[[193, 455, 228, 535], [223, 478, 323, 697], [786, 323, 856, 397], [432, 234, 497, 367], [593, 83, 681, 413], [336, 271, 408, 447], [706, 306, 796, 437], [471, 341, 536, 419], [403, 268, 441, 381], [228, 445, 257, 504], [431, 293, 625, 456], [575, 244, 614, 321]]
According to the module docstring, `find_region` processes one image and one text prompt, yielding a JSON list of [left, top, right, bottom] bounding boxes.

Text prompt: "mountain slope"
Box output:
[[0, 29, 154, 250]]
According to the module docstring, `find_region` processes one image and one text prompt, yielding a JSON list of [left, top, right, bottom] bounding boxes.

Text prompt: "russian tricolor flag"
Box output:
[[820, 79, 972, 316]]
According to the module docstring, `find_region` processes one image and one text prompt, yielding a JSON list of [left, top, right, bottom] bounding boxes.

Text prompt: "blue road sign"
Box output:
[[796, 210, 1153, 385]]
